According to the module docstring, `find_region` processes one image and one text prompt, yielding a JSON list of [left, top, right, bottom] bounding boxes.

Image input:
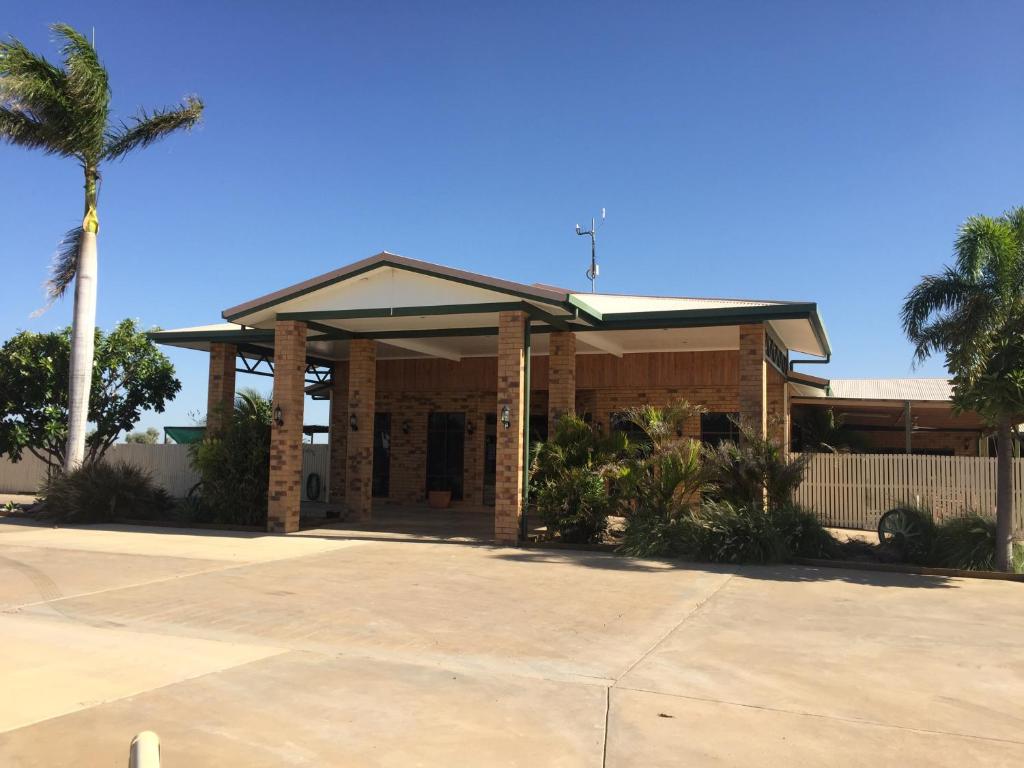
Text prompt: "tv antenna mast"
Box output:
[[575, 208, 606, 293]]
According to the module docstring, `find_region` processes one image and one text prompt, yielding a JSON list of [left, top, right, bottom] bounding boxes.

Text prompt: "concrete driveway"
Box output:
[[0, 520, 1021, 767]]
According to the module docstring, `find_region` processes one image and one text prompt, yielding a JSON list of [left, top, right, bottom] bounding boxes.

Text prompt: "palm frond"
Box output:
[[50, 23, 109, 157], [46, 225, 83, 300], [0, 36, 75, 154], [0, 105, 56, 151], [103, 96, 204, 160], [900, 269, 980, 342], [0, 37, 66, 112], [953, 215, 1014, 279]]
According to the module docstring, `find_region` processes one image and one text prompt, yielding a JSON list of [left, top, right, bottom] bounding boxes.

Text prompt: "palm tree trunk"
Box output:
[[994, 419, 1014, 572], [63, 171, 99, 472]]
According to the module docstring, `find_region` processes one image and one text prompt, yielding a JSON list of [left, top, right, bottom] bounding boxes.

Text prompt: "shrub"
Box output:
[[689, 500, 789, 564], [534, 466, 612, 543], [618, 508, 698, 558], [931, 514, 997, 570], [771, 505, 839, 559], [39, 461, 172, 523], [188, 389, 271, 527], [702, 421, 808, 512], [531, 414, 626, 543]]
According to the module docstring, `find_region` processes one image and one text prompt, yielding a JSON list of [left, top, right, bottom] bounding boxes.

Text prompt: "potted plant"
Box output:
[[428, 484, 452, 509]]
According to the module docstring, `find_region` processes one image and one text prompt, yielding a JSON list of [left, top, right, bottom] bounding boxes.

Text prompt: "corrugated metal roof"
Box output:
[[827, 378, 953, 402], [572, 294, 783, 313]]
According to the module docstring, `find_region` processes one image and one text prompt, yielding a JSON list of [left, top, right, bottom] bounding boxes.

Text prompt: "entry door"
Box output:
[[372, 413, 391, 498], [483, 414, 497, 505], [426, 412, 465, 500]]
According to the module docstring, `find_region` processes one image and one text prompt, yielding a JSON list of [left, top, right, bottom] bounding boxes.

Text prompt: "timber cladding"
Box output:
[[374, 350, 741, 393]]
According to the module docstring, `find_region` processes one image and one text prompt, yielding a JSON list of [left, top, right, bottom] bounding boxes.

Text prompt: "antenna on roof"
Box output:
[[575, 207, 605, 293]]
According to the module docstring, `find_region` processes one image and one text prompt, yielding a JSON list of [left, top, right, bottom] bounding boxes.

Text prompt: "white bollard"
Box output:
[[128, 731, 160, 768]]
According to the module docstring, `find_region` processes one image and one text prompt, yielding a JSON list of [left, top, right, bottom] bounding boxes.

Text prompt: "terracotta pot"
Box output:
[[428, 490, 452, 509]]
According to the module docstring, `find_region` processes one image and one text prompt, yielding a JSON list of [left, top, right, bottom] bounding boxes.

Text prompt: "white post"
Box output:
[[128, 731, 160, 768]]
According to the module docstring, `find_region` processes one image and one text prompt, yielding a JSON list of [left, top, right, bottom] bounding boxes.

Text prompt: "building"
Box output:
[[789, 375, 997, 456], [151, 251, 831, 542]]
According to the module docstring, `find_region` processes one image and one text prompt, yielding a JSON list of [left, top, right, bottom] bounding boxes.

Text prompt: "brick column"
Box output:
[[206, 343, 236, 434], [548, 331, 576, 427], [268, 321, 307, 533], [328, 362, 349, 504], [495, 311, 527, 544], [346, 339, 376, 522], [738, 324, 767, 440]]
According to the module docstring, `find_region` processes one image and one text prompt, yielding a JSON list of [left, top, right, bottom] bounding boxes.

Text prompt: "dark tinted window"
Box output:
[[701, 412, 739, 447]]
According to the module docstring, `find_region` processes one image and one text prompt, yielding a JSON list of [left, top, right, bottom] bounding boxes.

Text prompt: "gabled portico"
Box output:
[[152, 252, 830, 543]]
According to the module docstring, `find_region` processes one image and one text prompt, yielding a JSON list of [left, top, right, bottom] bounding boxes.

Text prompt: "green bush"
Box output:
[[618, 508, 698, 558], [689, 500, 789, 564], [702, 421, 808, 512], [772, 505, 839, 559], [531, 414, 626, 543], [931, 514, 997, 570], [534, 466, 612, 543], [40, 461, 172, 523], [188, 390, 271, 527]]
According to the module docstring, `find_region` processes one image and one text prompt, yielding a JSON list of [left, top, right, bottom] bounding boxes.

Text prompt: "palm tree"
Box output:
[[0, 23, 203, 470], [902, 207, 1024, 571]]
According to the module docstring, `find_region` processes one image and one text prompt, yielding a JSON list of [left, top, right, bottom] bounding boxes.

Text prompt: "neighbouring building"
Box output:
[[152, 251, 996, 542]]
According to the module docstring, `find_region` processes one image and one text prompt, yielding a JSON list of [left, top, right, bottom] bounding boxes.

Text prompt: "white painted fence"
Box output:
[[0, 444, 332, 502], [794, 453, 1024, 534]]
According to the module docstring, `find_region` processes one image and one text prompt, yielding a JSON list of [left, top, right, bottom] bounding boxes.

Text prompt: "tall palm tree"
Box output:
[[0, 23, 203, 470], [902, 207, 1024, 571]]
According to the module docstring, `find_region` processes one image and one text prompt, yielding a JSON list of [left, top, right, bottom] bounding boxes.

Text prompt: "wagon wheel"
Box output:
[[877, 507, 926, 552]]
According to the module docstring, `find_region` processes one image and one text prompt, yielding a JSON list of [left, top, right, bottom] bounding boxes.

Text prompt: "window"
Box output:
[[610, 411, 650, 447], [701, 412, 739, 447]]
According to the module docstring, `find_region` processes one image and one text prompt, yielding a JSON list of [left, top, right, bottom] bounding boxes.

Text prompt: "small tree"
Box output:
[[702, 419, 809, 513], [902, 207, 1024, 571], [125, 427, 160, 444], [1, 24, 203, 471], [530, 414, 628, 543], [188, 390, 272, 527], [0, 319, 180, 468]]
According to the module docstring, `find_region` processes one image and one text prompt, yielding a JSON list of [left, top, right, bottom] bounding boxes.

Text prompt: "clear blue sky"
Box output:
[[3, 1, 1022, 436]]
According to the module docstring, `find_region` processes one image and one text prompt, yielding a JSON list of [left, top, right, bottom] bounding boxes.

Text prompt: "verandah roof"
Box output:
[[150, 252, 831, 363]]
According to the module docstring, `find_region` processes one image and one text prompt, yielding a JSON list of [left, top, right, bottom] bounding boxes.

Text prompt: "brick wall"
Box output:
[[346, 339, 376, 522], [548, 331, 576, 425], [495, 312, 526, 543], [267, 321, 306, 533], [319, 345, 793, 529], [739, 324, 767, 438], [364, 350, 746, 509], [206, 343, 236, 434]]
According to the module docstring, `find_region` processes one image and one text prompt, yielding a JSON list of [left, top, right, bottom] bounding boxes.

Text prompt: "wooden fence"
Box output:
[[0, 444, 332, 502], [794, 453, 1024, 534]]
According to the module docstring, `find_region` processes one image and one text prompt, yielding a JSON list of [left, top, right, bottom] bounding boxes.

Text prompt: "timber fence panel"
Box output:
[[108, 444, 200, 498], [794, 453, 1024, 535], [0, 453, 50, 494], [0, 443, 335, 502]]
